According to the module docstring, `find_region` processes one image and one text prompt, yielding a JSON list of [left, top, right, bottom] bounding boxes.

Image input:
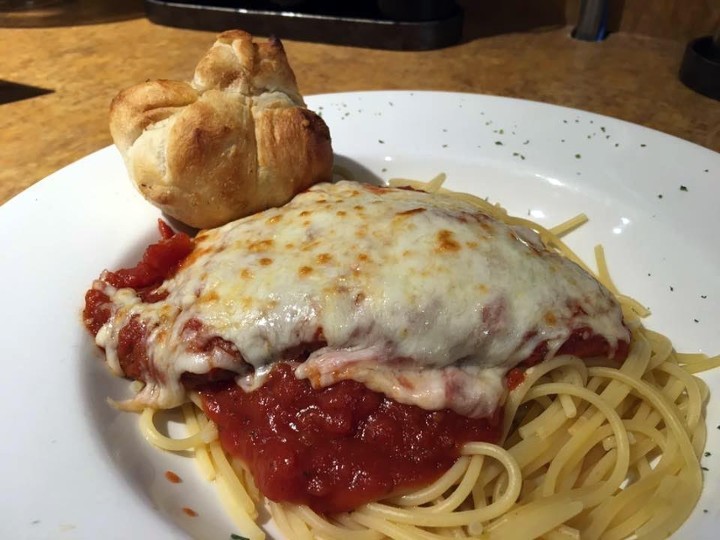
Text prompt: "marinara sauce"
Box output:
[[199, 363, 503, 514], [83, 220, 193, 334], [87, 221, 629, 516]]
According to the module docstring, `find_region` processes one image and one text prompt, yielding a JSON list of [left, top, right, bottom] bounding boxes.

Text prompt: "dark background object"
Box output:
[[0, 80, 53, 105], [679, 29, 720, 101], [572, 0, 608, 41], [144, 0, 463, 50]]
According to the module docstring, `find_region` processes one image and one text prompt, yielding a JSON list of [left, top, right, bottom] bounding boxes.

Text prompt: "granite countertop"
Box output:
[[1, 15, 718, 205]]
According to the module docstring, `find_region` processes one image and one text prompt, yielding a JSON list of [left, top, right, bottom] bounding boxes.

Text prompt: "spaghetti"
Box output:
[[131, 176, 717, 540]]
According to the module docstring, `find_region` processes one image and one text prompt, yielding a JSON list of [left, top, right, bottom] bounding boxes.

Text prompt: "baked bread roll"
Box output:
[[109, 30, 333, 229]]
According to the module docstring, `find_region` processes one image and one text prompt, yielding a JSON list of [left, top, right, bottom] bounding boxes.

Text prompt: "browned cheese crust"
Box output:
[[109, 30, 333, 228]]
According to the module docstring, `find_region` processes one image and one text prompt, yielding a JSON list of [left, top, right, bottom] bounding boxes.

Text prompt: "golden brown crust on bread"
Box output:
[[109, 31, 332, 228], [109, 80, 199, 154], [254, 104, 332, 211], [193, 30, 304, 104]]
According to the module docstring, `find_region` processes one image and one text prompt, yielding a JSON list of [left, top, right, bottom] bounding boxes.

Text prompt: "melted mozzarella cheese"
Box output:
[[94, 180, 629, 416]]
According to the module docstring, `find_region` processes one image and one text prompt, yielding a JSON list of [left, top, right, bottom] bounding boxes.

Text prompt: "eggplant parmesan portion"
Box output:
[[84, 180, 629, 418]]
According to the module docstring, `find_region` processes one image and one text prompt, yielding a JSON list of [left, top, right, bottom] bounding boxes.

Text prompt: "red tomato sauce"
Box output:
[[165, 470, 182, 484], [103, 219, 193, 292], [506, 368, 526, 391], [199, 363, 503, 514], [83, 220, 193, 336], [82, 220, 629, 516]]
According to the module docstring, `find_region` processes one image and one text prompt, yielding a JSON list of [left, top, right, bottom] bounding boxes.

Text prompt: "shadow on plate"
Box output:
[[333, 154, 385, 186]]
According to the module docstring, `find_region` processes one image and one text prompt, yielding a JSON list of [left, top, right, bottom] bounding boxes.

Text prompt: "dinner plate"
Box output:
[[1, 91, 718, 540]]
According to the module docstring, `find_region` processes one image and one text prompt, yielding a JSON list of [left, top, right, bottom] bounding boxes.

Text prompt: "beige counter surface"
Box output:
[[1, 15, 718, 205]]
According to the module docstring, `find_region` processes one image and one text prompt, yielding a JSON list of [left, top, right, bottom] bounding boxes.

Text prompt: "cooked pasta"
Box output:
[[133, 176, 718, 540]]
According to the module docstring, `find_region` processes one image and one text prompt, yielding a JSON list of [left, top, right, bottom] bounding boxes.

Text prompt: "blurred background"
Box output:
[[1, 0, 718, 204], [0, 0, 717, 42]]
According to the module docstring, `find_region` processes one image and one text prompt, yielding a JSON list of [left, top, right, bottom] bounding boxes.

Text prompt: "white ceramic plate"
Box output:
[[1, 91, 718, 540]]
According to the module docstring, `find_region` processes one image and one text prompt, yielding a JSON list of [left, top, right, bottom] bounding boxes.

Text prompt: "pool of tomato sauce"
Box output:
[[83, 220, 627, 515], [199, 363, 503, 514]]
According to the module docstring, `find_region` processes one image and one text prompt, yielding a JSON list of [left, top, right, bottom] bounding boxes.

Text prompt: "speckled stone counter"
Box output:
[[1, 15, 718, 205]]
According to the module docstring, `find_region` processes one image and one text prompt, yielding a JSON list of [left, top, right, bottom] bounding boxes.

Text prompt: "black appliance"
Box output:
[[145, 0, 464, 50]]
